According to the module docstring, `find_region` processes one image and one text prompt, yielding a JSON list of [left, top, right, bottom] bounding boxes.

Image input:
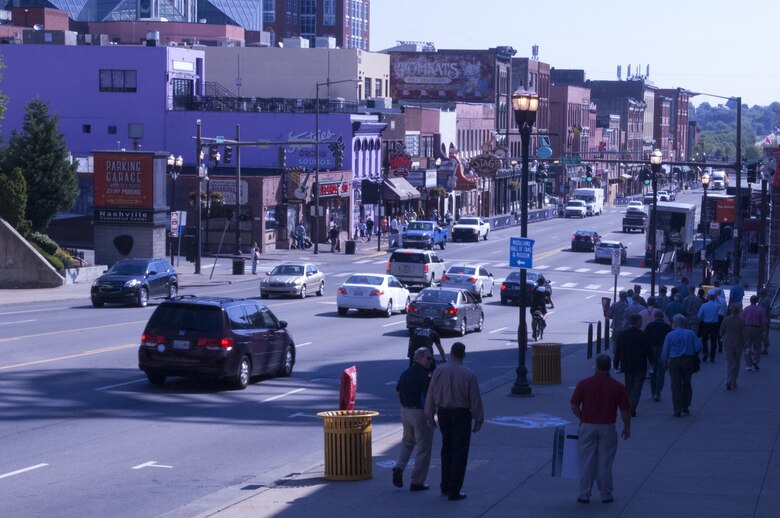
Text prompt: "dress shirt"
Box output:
[[570, 373, 630, 425], [425, 359, 484, 426], [729, 284, 745, 306], [698, 300, 721, 323], [664, 300, 687, 321], [661, 327, 702, 362], [397, 363, 431, 409], [742, 304, 767, 328]]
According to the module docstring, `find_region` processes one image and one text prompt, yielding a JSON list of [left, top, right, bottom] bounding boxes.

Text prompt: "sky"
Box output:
[[370, 0, 779, 107]]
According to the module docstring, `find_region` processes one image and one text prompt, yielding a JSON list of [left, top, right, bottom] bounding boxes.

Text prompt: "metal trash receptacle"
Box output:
[[317, 410, 379, 481], [532, 343, 561, 384], [232, 258, 245, 275], [344, 240, 356, 255]]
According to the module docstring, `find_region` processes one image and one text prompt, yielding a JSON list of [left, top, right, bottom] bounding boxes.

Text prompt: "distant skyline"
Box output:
[[370, 0, 779, 107]]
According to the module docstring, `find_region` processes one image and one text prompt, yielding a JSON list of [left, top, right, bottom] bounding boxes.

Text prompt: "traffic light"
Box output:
[[538, 163, 548, 182], [746, 163, 757, 183], [223, 145, 233, 164], [640, 168, 652, 186], [209, 145, 218, 161], [585, 165, 593, 183]]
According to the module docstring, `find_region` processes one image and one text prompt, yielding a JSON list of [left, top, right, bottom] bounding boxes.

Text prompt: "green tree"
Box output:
[[3, 98, 79, 232], [0, 167, 31, 235]]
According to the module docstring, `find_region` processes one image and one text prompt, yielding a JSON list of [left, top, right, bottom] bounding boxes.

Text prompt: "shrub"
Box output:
[[30, 242, 64, 271], [29, 232, 58, 255]]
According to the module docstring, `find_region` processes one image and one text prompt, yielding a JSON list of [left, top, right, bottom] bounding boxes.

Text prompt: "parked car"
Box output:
[[336, 273, 410, 317], [440, 263, 494, 300], [595, 240, 627, 264], [400, 220, 449, 250], [451, 216, 490, 242], [406, 287, 484, 336], [500, 271, 552, 305], [658, 190, 671, 202], [626, 201, 645, 212], [91, 258, 178, 308], [386, 248, 447, 287], [643, 193, 655, 205], [138, 296, 295, 389], [259, 262, 325, 299], [564, 199, 588, 218], [571, 230, 601, 251]]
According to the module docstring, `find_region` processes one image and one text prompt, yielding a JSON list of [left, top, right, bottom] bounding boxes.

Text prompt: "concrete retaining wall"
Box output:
[[63, 265, 107, 285], [0, 219, 65, 288]]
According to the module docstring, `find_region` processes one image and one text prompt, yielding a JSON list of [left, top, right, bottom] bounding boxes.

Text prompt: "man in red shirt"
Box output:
[[570, 354, 631, 504]]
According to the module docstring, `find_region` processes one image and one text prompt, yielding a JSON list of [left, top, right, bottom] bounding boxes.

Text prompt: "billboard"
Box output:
[[390, 53, 496, 103], [93, 152, 154, 208]]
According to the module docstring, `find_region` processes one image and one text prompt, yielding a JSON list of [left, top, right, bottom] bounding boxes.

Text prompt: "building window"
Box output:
[[364, 78, 372, 99], [263, 0, 275, 22], [300, 0, 315, 36], [82, 124, 91, 134], [99, 69, 137, 93], [404, 133, 420, 156], [108, 125, 117, 134], [323, 0, 336, 25], [375, 80, 382, 98], [421, 136, 434, 158]]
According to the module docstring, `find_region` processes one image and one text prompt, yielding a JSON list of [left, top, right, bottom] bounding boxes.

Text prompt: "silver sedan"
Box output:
[[259, 262, 325, 299], [439, 263, 494, 300]]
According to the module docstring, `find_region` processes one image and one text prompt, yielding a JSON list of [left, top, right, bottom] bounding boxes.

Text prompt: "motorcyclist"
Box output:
[[407, 317, 447, 370], [530, 276, 553, 340]]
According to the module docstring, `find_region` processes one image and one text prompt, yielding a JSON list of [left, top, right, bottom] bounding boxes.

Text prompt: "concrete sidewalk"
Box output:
[[189, 326, 780, 518]]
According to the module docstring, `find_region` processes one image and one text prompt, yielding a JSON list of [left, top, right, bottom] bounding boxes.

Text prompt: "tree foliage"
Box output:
[[0, 167, 31, 235], [2, 99, 79, 232], [691, 102, 779, 162]]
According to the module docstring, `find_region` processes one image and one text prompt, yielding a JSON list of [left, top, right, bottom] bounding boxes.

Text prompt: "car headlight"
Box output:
[[124, 279, 141, 288], [92, 280, 100, 288], [287, 279, 301, 285]]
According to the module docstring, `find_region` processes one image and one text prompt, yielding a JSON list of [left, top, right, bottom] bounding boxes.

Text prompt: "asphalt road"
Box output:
[[0, 191, 699, 517]]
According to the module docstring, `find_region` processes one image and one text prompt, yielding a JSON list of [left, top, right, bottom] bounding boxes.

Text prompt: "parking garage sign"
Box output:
[[510, 237, 534, 268]]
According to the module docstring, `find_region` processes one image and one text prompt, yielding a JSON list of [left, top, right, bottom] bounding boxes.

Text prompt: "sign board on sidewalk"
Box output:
[[611, 265, 621, 276], [611, 249, 622, 266], [170, 212, 179, 237], [510, 237, 535, 269]]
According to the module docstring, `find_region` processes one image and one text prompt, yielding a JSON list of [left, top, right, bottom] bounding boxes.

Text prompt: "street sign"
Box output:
[[559, 156, 581, 165], [611, 265, 621, 276], [509, 237, 535, 269], [611, 249, 622, 266], [215, 135, 225, 144], [170, 211, 179, 238]]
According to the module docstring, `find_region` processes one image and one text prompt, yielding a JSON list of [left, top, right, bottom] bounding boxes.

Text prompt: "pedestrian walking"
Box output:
[[757, 288, 771, 354], [408, 317, 447, 367], [570, 354, 631, 504], [675, 276, 690, 300], [683, 286, 702, 333], [425, 342, 483, 501], [697, 291, 721, 363], [614, 314, 654, 417], [250, 242, 260, 274], [654, 286, 669, 310], [661, 314, 703, 417], [729, 276, 745, 308], [294, 222, 306, 250], [392, 347, 436, 492], [366, 216, 374, 242], [633, 284, 647, 307], [607, 291, 630, 336], [645, 309, 672, 402], [328, 224, 341, 253], [719, 303, 746, 390], [664, 293, 687, 322], [742, 295, 767, 371]]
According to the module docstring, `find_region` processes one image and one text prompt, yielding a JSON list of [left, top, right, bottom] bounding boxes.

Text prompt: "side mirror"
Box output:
[[279, 320, 288, 328], [148, 270, 157, 276], [266, 272, 271, 276], [488, 272, 494, 277]]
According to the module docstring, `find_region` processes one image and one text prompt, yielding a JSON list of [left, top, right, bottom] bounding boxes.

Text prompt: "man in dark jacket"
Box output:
[[645, 309, 673, 402], [614, 313, 654, 417]]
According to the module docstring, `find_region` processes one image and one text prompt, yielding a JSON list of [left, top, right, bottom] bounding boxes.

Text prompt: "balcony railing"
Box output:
[[170, 95, 361, 114]]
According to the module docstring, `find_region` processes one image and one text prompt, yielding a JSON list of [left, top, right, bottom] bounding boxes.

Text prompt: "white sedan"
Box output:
[[626, 200, 644, 213], [336, 273, 411, 318], [439, 263, 494, 300]]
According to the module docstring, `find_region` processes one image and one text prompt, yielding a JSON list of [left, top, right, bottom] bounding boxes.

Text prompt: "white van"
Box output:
[[571, 188, 604, 216]]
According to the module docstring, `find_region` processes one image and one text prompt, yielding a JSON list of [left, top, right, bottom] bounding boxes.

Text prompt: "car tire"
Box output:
[[136, 288, 148, 308], [232, 356, 251, 390], [145, 370, 166, 386], [316, 281, 325, 296], [439, 241, 446, 250], [458, 319, 467, 337], [484, 231, 489, 241], [488, 283, 494, 297], [501, 297, 508, 305], [260, 292, 270, 299], [384, 300, 393, 318], [92, 298, 104, 308], [277, 345, 294, 377], [337, 307, 348, 316], [168, 284, 178, 299], [476, 314, 484, 332], [478, 286, 484, 301], [299, 285, 306, 299], [401, 296, 410, 314], [427, 242, 433, 250]]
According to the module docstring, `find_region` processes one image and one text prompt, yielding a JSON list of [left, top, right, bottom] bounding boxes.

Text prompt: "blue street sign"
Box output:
[[510, 237, 535, 268], [215, 135, 225, 144]]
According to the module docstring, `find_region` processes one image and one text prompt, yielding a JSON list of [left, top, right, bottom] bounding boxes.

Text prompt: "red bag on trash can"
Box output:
[[339, 365, 357, 410]]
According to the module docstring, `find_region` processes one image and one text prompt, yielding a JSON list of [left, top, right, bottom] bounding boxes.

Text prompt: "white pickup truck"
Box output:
[[564, 200, 587, 218], [451, 216, 490, 242]]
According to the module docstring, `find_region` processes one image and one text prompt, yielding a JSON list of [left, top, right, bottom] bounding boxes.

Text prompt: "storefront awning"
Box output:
[[383, 177, 421, 201], [621, 174, 633, 180]]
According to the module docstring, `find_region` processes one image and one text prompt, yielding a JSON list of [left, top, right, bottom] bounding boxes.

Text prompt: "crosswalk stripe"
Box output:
[[561, 282, 578, 288], [575, 268, 591, 273], [354, 259, 372, 264], [535, 265, 550, 270], [554, 266, 571, 271], [595, 270, 610, 274], [619, 272, 632, 276], [585, 284, 601, 289]]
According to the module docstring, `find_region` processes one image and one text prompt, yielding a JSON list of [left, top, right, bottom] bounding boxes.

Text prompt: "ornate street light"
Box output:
[[701, 173, 710, 283], [649, 148, 662, 298], [167, 153, 183, 264], [510, 88, 539, 397]]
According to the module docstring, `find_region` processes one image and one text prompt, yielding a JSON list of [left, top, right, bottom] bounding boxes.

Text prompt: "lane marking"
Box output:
[[0, 321, 147, 344], [0, 307, 71, 316], [575, 268, 591, 273], [586, 295, 597, 299], [95, 378, 146, 391], [382, 320, 406, 327], [561, 282, 578, 288], [261, 388, 306, 403], [595, 270, 610, 274], [554, 266, 571, 271], [296, 341, 312, 348], [0, 464, 48, 480], [489, 327, 507, 334], [535, 265, 550, 270], [132, 461, 173, 470], [354, 259, 372, 264], [0, 319, 37, 326], [0, 343, 137, 371], [585, 285, 601, 290]]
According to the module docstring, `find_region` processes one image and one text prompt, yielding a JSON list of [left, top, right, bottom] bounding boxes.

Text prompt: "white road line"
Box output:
[[488, 249, 502, 255], [586, 295, 597, 299], [354, 259, 372, 264], [0, 319, 37, 326], [554, 266, 571, 271], [585, 285, 601, 290], [493, 263, 509, 268], [575, 268, 591, 273], [333, 272, 352, 277], [595, 270, 610, 274], [0, 464, 48, 480], [0, 307, 71, 316], [619, 272, 632, 276], [561, 282, 578, 288], [382, 320, 406, 327], [489, 327, 508, 334], [535, 265, 550, 270], [132, 461, 173, 470], [373, 259, 387, 264], [261, 388, 306, 403], [296, 341, 312, 348], [318, 301, 338, 305], [94, 378, 147, 391]]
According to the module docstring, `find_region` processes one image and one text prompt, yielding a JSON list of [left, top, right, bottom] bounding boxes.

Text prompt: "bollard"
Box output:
[[587, 322, 593, 359], [596, 320, 602, 354], [604, 317, 610, 350]]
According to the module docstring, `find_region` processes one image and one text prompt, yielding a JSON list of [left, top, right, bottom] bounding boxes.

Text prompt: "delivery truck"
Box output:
[[644, 202, 697, 266], [571, 187, 604, 216]]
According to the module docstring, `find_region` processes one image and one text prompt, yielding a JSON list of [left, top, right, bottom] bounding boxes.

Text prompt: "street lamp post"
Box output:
[[701, 173, 710, 283], [195, 120, 203, 274], [314, 78, 360, 255], [167, 153, 183, 265], [510, 89, 539, 397], [649, 149, 662, 298]]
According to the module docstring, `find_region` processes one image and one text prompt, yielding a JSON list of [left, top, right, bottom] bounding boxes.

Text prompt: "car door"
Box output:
[[225, 305, 259, 373], [242, 303, 273, 374], [478, 266, 492, 294], [147, 261, 167, 297], [258, 305, 287, 373], [304, 264, 317, 291], [388, 277, 407, 311], [465, 290, 481, 326]]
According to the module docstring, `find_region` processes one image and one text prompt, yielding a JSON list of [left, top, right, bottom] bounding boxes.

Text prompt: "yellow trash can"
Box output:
[[532, 343, 562, 384], [316, 410, 379, 481]]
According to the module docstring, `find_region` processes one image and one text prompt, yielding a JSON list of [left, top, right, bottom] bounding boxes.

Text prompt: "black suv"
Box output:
[[138, 296, 295, 389], [91, 258, 178, 308]]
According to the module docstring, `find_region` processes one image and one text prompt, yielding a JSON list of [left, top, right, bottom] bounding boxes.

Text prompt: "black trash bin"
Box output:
[[232, 258, 245, 275], [344, 240, 356, 255]]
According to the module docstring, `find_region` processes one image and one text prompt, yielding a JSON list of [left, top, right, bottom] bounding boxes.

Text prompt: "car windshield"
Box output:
[[345, 275, 384, 286], [146, 305, 223, 332], [599, 243, 620, 248], [417, 290, 458, 304], [272, 265, 303, 276], [390, 253, 424, 263], [447, 266, 476, 275], [407, 222, 434, 231], [107, 262, 147, 275], [505, 272, 521, 282], [458, 218, 479, 225]]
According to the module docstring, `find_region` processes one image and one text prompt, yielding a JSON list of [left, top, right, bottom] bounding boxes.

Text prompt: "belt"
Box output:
[[746, 325, 762, 328], [439, 407, 470, 410], [402, 406, 423, 410]]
